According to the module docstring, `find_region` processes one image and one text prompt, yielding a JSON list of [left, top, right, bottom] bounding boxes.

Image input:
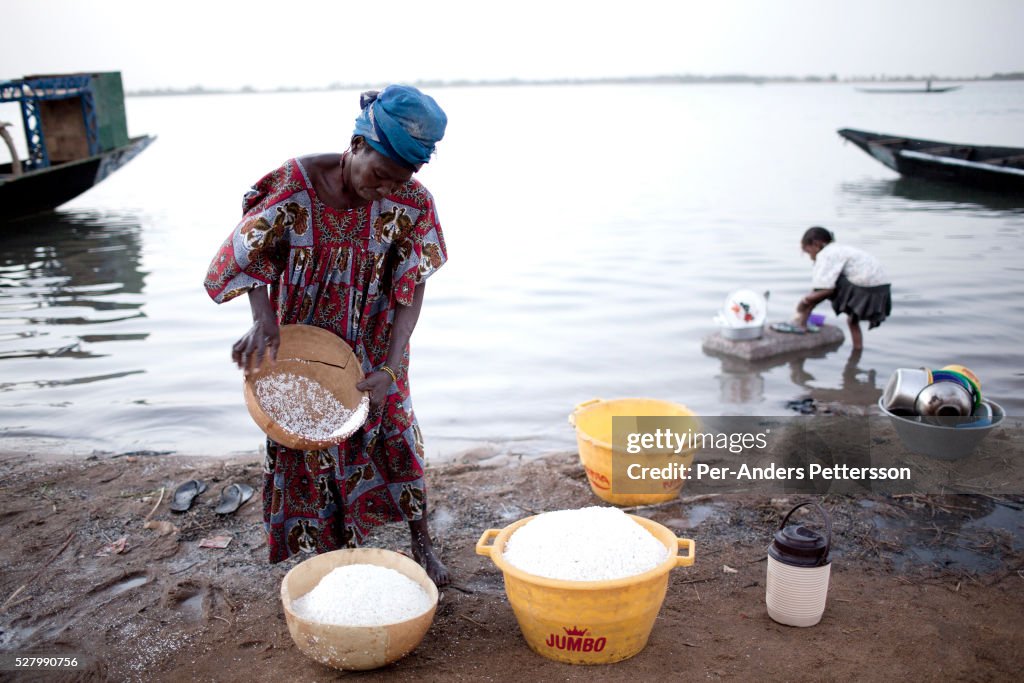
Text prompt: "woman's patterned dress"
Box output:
[[204, 158, 447, 562]]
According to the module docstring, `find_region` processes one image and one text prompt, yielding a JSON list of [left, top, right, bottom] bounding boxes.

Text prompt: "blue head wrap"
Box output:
[[352, 85, 447, 169]]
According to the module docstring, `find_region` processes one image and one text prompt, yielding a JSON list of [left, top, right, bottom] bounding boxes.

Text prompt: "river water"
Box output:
[[1, 82, 1022, 459]]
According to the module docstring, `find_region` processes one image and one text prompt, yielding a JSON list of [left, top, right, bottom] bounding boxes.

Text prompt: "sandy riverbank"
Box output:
[[0, 448, 1022, 682]]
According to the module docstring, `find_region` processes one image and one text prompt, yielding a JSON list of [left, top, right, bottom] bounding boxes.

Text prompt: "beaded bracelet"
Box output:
[[380, 365, 398, 384]]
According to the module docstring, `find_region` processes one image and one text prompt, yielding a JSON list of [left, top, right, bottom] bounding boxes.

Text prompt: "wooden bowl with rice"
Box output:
[[243, 324, 369, 450], [280, 548, 439, 670]]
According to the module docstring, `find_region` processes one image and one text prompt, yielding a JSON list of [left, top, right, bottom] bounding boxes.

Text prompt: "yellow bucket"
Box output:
[[476, 515, 695, 664], [569, 398, 700, 506]]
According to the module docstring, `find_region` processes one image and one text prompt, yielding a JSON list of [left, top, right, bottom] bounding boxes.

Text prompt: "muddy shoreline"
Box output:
[[0, 448, 1022, 682]]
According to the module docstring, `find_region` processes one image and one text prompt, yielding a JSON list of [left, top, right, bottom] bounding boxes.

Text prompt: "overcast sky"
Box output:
[[2, 0, 1022, 91]]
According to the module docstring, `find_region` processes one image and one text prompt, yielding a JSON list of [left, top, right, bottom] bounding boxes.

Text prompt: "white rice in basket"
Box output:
[[502, 506, 668, 581], [290, 564, 433, 626], [255, 371, 368, 440]]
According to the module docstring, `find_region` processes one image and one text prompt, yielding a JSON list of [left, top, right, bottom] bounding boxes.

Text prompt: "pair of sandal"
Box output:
[[169, 480, 254, 515], [770, 321, 821, 335]]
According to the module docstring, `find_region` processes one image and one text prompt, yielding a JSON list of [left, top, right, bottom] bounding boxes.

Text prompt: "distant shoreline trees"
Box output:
[[126, 72, 1024, 97]]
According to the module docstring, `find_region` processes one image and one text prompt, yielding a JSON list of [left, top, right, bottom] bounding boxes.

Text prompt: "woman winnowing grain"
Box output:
[[203, 85, 450, 585]]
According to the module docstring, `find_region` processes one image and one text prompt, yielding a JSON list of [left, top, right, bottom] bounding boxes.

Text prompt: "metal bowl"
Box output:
[[914, 381, 973, 417], [932, 368, 981, 409], [881, 368, 932, 415], [878, 398, 1004, 460]]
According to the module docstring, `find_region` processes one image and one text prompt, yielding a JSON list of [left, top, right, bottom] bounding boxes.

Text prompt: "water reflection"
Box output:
[[706, 340, 845, 405], [3, 369, 146, 391], [840, 177, 1024, 213], [790, 349, 884, 410], [0, 210, 146, 288], [0, 210, 148, 364]]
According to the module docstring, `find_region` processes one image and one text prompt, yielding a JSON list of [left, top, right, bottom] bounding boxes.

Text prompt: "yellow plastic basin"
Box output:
[[476, 514, 695, 664], [569, 398, 700, 506]]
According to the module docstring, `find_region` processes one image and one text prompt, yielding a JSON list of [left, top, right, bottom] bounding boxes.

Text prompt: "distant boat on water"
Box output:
[[838, 128, 1024, 193], [856, 80, 961, 94], [0, 72, 154, 220]]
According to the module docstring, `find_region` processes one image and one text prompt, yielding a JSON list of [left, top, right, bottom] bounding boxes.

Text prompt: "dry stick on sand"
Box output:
[[117, 488, 163, 499], [5, 595, 34, 609], [144, 486, 165, 523], [458, 613, 490, 630], [98, 470, 124, 484], [679, 494, 722, 504], [620, 493, 722, 514], [620, 499, 683, 513], [2, 532, 76, 609], [679, 576, 718, 585]]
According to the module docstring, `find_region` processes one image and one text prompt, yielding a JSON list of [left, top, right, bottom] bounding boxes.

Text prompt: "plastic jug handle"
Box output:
[[779, 501, 832, 561], [675, 537, 696, 567], [475, 529, 501, 558]]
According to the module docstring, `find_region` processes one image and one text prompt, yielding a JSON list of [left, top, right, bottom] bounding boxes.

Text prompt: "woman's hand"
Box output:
[[795, 288, 833, 320], [792, 294, 817, 329], [232, 319, 280, 374], [233, 287, 280, 374], [357, 283, 424, 410], [356, 371, 393, 410]]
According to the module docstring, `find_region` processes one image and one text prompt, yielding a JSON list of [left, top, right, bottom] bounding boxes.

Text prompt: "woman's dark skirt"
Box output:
[[828, 274, 892, 328]]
